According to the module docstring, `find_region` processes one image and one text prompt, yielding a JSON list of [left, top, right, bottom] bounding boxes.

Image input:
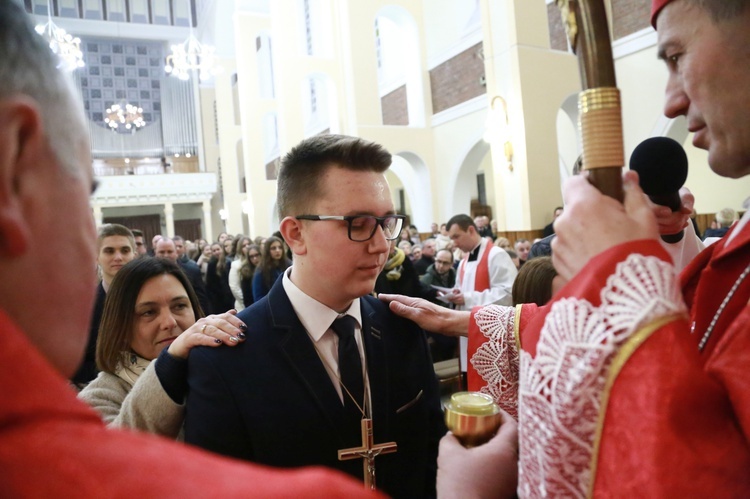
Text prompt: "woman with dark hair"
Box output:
[[251, 236, 292, 301], [78, 257, 246, 438], [511, 256, 564, 306], [229, 241, 261, 310], [206, 242, 234, 314]]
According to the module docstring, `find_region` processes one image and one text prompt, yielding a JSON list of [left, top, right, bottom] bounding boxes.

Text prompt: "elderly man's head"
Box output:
[[0, 1, 98, 377]]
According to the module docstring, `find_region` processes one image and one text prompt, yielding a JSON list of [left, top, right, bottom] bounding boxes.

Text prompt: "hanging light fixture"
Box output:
[[104, 102, 146, 131], [165, 1, 220, 81], [34, 1, 85, 72]]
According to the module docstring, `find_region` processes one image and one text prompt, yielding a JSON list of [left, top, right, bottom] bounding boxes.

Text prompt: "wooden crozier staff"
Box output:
[[557, 0, 624, 201]]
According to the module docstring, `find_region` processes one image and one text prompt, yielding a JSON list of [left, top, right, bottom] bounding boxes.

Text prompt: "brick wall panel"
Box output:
[[612, 0, 650, 40], [381, 85, 408, 126], [429, 42, 485, 115]]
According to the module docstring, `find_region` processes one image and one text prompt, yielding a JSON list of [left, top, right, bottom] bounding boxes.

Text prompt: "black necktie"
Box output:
[[331, 315, 365, 427]]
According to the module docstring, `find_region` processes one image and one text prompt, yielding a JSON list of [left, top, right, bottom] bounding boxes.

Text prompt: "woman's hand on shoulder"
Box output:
[[167, 309, 247, 359]]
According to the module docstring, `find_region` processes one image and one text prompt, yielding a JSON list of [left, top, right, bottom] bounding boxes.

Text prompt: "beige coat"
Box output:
[[78, 360, 184, 439]]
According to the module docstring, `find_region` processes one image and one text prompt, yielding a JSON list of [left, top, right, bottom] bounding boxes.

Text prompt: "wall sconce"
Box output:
[[483, 95, 514, 172], [219, 208, 228, 221]]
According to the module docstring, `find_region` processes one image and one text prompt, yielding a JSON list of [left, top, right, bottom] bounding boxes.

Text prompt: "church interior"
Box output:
[[25, 0, 750, 243]]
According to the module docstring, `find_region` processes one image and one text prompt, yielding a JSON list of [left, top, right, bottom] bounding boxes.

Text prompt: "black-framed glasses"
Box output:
[[296, 214, 406, 242]]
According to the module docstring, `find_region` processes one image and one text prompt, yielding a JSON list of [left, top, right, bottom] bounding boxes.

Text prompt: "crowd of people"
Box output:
[[2, 0, 750, 496]]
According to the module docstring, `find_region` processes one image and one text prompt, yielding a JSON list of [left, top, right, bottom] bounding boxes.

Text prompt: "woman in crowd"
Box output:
[[252, 236, 291, 301], [511, 256, 563, 306], [78, 258, 246, 438], [206, 242, 234, 314], [229, 242, 261, 310], [223, 236, 236, 264], [196, 243, 213, 283]]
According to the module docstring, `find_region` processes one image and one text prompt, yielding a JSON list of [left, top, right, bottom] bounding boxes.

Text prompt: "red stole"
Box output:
[[459, 238, 492, 291]]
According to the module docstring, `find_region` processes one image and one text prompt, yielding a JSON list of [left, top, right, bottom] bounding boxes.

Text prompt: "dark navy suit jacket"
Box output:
[[185, 277, 445, 498]]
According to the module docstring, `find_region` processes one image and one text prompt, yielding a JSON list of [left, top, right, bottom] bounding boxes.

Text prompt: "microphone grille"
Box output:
[[629, 136, 688, 195]]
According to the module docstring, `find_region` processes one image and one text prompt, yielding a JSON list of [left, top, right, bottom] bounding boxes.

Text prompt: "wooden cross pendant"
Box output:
[[338, 418, 397, 490]]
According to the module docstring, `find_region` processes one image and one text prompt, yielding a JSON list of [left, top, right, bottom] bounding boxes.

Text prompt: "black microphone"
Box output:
[[629, 136, 689, 243]]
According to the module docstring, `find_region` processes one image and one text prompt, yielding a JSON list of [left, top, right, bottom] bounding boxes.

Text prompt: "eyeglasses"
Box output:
[[295, 214, 406, 242], [248, 253, 261, 258]]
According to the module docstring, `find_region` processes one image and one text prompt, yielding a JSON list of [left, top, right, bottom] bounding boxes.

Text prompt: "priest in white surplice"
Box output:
[[443, 214, 517, 372]]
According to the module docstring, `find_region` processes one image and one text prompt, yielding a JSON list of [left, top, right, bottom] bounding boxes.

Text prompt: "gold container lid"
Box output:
[[444, 391, 502, 448]]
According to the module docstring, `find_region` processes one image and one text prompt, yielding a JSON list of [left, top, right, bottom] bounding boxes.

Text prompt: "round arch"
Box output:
[[388, 151, 433, 230], [448, 134, 491, 217]]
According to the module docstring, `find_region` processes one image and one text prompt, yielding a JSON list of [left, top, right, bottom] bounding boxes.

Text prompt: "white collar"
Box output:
[[282, 269, 362, 343]]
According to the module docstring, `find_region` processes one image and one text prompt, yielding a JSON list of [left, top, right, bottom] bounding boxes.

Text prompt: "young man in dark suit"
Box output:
[[185, 134, 445, 498]]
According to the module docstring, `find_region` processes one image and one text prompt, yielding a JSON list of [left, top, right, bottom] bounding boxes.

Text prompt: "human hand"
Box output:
[[444, 289, 465, 306], [378, 294, 470, 337], [436, 410, 518, 499], [167, 309, 247, 359], [552, 170, 659, 282], [651, 186, 694, 236]]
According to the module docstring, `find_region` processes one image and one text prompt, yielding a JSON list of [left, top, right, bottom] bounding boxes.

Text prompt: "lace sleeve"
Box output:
[[468, 304, 519, 419]]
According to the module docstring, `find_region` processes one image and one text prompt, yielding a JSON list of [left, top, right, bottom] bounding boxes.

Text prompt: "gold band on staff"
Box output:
[[578, 87, 625, 170]]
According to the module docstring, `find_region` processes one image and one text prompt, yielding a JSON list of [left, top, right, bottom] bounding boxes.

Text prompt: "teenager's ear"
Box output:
[[0, 98, 45, 258], [279, 216, 307, 256]]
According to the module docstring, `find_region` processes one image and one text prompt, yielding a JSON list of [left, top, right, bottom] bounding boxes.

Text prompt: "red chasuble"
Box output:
[[467, 226, 750, 497], [0, 309, 377, 498]]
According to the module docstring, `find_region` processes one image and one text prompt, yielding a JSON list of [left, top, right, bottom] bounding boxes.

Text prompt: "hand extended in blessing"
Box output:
[[378, 294, 470, 337]]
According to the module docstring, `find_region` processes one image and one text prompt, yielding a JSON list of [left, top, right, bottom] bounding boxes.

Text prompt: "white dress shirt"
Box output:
[[282, 269, 369, 406]]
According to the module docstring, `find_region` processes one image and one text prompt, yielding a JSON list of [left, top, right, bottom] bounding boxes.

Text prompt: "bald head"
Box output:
[[155, 238, 178, 261]]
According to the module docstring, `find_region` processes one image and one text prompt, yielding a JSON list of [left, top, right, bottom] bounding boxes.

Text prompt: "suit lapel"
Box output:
[[361, 297, 391, 435], [266, 280, 349, 442]]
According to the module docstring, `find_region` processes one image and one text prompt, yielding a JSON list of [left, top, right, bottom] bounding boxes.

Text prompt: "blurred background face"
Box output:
[[98, 235, 135, 282], [155, 240, 177, 261], [448, 225, 476, 253], [224, 238, 234, 255], [434, 250, 453, 275], [515, 241, 531, 262], [133, 236, 147, 256], [240, 238, 251, 256], [130, 274, 194, 360], [174, 239, 185, 257], [211, 244, 222, 258], [202, 245, 212, 257], [269, 241, 284, 261], [248, 248, 261, 264]]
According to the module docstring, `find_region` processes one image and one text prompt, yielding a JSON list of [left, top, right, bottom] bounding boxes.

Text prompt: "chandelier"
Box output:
[[165, 1, 220, 81], [165, 35, 220, 81], [35, 10, 85, 72], [104, 103, 145, 131]]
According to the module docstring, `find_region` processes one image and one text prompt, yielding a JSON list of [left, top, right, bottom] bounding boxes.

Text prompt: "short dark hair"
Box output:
[[131, 229, 144, 238], [98, 224, 134, 250], [96, 258, 203, 373], [446, 214, 476, 232], [276, 134, 392, 218], [512, 256, 557, 306], [686, 0, 749, 23]]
